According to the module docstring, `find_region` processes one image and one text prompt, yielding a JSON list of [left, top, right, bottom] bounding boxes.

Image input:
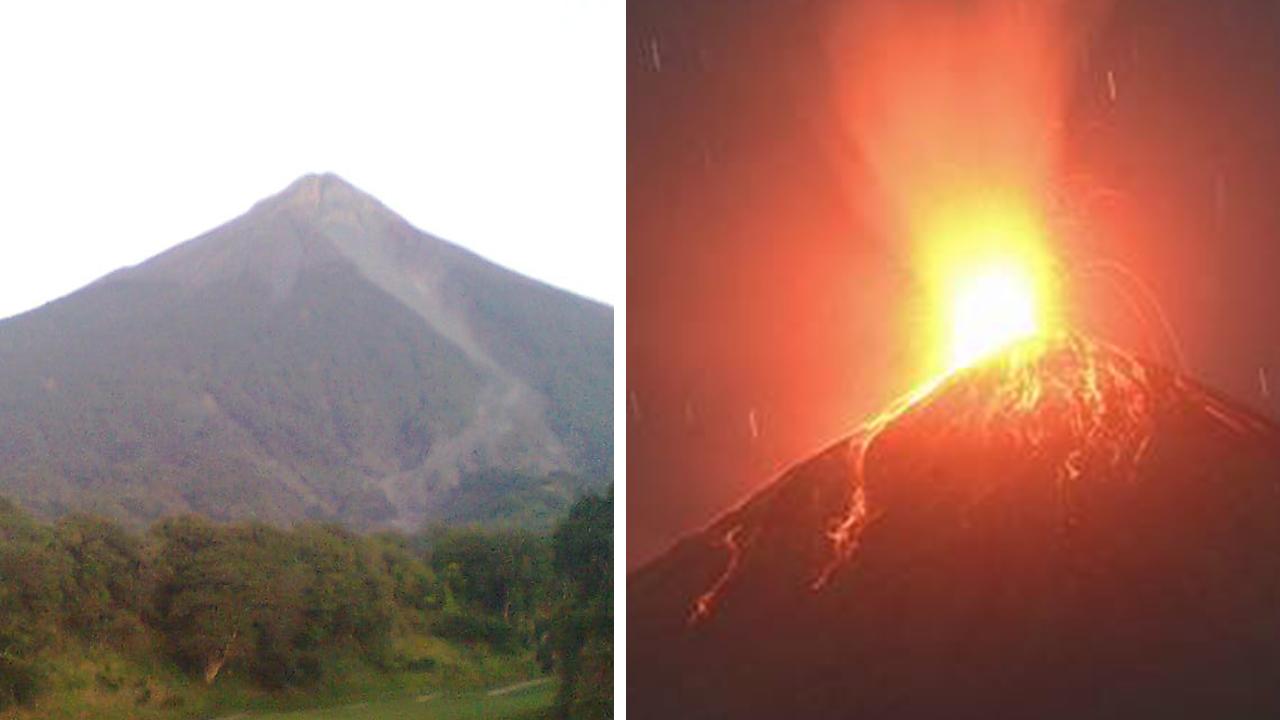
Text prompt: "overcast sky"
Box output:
[[0, 1, 622, 319]]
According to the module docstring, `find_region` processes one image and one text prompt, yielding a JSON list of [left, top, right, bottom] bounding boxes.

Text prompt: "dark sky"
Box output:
[[628, 0, 1280, 569]]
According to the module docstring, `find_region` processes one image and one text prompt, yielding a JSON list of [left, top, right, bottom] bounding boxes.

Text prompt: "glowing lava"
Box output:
[[687, 525, 746, 625], [826, 0, 1080, 378], [919, 194, 1059, 375], [948, 262, 1041, 370], [689, 331, 1280, 624]]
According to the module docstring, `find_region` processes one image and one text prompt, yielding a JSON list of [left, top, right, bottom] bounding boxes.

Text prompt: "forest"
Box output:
[[0, 493, 611, 719]]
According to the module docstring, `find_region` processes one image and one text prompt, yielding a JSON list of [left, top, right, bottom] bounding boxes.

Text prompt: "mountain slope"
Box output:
[[0, 174, 611, 529], [629, 334, 1280, 718]]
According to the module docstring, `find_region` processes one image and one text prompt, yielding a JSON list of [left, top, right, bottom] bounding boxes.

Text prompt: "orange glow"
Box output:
[[921, 193, 1058, 370], [827, 0, 1097, 377]]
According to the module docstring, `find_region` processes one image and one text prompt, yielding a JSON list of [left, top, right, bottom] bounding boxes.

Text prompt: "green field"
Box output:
[[249, 679, 555, 720], [0, 634, 552, 720]]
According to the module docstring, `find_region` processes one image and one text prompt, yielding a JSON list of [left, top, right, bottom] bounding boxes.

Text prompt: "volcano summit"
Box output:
[[0, 174, 611, 529], [630, 334, 1280, 718]]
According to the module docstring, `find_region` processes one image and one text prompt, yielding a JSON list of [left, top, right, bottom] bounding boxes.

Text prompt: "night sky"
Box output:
[[628, 0, 1280, 568]]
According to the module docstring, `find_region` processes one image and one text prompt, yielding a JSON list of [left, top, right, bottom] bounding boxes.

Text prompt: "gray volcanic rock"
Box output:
[[0, 174, 611, 529]]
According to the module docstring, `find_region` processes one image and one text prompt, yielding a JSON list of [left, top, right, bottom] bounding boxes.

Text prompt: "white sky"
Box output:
[[0, 1, 622, 319]]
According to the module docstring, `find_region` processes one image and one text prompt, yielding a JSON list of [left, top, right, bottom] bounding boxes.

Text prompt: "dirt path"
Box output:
[[487, 676, 554, 697]]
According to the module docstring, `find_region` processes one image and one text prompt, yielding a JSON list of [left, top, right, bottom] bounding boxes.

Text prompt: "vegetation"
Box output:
[[440, 470, 597, 530], [253, 678, 556, 719], [547, 495, 612, 719], [0, 493, 612, 719]]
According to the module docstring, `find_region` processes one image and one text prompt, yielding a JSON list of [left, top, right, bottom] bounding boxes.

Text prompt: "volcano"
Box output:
[[0, 174, 611, 529], [629, 334, 1280, 718]]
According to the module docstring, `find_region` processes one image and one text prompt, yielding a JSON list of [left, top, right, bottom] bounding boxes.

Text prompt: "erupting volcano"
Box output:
[[629, 0, 1280, 713], [629, 334, 1280, 718]]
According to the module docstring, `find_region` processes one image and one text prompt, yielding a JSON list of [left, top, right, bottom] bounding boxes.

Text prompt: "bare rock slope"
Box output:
[[0, 174, 611, 529]]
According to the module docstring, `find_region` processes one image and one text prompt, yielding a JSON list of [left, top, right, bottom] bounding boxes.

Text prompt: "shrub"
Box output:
[[432, 612, 519, 652], [0, 655, 42, 710]]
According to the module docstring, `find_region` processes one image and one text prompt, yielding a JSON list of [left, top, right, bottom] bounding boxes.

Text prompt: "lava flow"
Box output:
[[686, 524, 746, 625], [634, 328, 1280, 719], [685, 330, 1279, 624], [812, 331, 1160, 592]]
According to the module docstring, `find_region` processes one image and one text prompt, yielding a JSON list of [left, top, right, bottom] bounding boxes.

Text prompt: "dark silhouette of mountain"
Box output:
[[0, 173, 611, 529], [629, 334, 1280, 719]]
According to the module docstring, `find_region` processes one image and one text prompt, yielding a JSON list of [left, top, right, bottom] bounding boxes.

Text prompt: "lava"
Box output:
[[643, 330, 1280, 720], [810, 333, 1165, 589], [948, 262, 1041, 369], [691, 332, 1185, 619], [809, 380, 931, 591], [687, 524, 746, 625]]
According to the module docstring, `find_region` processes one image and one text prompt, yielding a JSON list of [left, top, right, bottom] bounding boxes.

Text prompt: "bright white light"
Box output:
[[949, 265, 1039, 369]]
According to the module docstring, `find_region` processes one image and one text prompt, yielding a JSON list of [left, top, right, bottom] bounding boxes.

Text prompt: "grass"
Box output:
[[248, 678, 556, 720], [0, 635, 550, 720]]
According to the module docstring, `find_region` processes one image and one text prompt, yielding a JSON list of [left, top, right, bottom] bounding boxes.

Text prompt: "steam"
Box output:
[[827, 0, 1106, 236], [827, 0, 1113, 374]]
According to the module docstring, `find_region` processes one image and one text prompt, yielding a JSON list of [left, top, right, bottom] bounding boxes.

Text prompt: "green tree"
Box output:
[[149, 518, 398, 688], [0, 499, 68, 708], [291, 522, 397, 666], [56, 514, 146, 644], [548, 493, 612, 719], [429, 528, 550, 619], [368, 532, 442, 616], [148, 516, 262, 683], [426, 527, 552, 649]]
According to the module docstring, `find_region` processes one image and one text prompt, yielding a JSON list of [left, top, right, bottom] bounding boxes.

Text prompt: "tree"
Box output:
[[0, 499, 68, 708], [149, 518, 399, 687], [427, 527, 551, 628], [291, 522, 396, 666], [56, 514, 146, 643], [552, 495, 612, 601], [548, 493, 612, 719], [368, 532, 442, 616], [148, 516, 261, 683]]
